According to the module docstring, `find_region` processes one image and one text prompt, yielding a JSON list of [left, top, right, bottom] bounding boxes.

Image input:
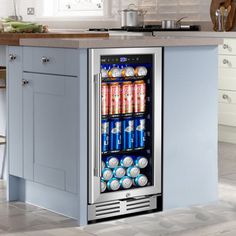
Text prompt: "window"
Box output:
[[40, 0, 105, 17]]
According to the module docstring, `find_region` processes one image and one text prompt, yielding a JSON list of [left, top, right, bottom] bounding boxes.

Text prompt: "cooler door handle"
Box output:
[[94, 73, 102, 177]]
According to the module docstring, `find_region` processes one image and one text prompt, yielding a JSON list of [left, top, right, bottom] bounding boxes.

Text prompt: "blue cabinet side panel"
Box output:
[[163, 46, 218, 209]]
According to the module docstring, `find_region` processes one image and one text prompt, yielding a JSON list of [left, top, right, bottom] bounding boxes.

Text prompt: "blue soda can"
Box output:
[[113, 166, 126, 179], [133, 174, 148, 187], [102, 119, 109, 152], [106, 156, 119, 169], [134, 117, 146, 149], [120, 156, 134, 168], [102, 161, 106, 171], [120, 176, 133, 189], [122, 118, 134, 150], [110, 118, 122, 151], [107, 178, 121, 191]]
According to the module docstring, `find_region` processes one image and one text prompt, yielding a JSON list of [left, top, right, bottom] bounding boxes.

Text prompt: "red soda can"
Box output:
[[122, 82, 133, 114], [109, 82, 121, 115], [102, 83, 109, 116], [134, 81, 146, 113]]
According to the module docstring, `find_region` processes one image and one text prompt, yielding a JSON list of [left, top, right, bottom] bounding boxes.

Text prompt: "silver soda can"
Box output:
[[133, 174, 148, 187], [102, 161, 106, 171], [120, 156, 134, 168], [102, 168, 113, 181], [107, 178, 121, 191], [127, 166, 140, 178], [101, 180, 107, 193], [106, 156, 119, 169], [113, 166, 126, 179], [120, 176, 132, 189], [135, 156, 148, 169]]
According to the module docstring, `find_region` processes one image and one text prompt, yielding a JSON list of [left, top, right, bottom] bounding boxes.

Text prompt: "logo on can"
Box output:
[[102, 119, 109, 153], [110, 118, 122, 151], [134, 117, 146, 149], [122, 82, 133, 114], [134, 80, 146, 113], [135, 156, 148, 169], [102, 168, 113, 181], [122, 118, 134, 151], [101, 83, 109, 116], [106, 156, 119, 169], [127, 166, 140, 178], [113, 166, 126, 179], [109, 83, 121, 115], [107, 178, 121, 191], [120, 176, 133, 189], [120, 156, 134, 168]]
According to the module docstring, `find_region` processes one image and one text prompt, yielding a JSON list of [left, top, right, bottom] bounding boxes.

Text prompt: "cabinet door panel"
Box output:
[[8, 46, 23, 177], [23, 73, 78, 193]]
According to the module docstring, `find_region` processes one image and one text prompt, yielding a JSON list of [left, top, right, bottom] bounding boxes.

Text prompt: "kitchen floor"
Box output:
[[0, 142, 236, 236]]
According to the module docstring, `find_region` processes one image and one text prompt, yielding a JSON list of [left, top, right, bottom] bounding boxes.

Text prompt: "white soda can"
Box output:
[[127, 166, 140, 178], [120, 156, 134, 168], [106, 156, 119, 169], [101, 180, 107, 193], [113, 167, 126, 179], [120, 176, 132, 189], [133, 174, 148, 187], [107, 178, 120, 191], [135, 156, 148, 169], [102, 168, 113, 181]]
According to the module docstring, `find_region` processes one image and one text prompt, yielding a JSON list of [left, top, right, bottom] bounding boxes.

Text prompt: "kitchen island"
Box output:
[[2, 35, 222, 225]]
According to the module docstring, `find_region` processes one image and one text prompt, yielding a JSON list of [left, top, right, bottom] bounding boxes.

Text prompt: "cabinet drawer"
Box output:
[[219, 55, 236, 69], [219, 68, 236, 90], [219, 39, 236, 55], [23, 47, 78, 76], [219, 90, 236, 104], [219, 103, 236, 126]]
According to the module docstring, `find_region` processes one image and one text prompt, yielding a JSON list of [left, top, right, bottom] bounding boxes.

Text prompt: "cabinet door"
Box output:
[[23, 73, 78, 193], [8, 46, 23, 177]]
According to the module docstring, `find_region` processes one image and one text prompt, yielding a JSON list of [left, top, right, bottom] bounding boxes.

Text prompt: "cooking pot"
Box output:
[[118, 4, 147, 28], [161, 17, 187, 29]]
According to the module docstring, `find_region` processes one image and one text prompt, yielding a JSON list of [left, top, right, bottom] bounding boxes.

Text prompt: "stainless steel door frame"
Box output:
[[89, 47, 162, 204]]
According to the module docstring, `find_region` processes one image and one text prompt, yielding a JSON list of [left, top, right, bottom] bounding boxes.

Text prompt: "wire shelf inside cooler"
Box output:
[[100, 54, 154, 194]]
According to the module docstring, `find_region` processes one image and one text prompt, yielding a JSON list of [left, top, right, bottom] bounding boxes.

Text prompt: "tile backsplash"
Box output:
[[0, 0, 211, 27]]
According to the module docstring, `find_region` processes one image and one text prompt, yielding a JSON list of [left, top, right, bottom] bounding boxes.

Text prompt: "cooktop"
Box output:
[[89, 25, 200, 33]]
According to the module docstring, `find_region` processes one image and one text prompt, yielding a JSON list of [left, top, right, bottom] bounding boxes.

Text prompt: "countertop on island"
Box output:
[[19, 35, 223, 48], [0, 31, 109, 45]]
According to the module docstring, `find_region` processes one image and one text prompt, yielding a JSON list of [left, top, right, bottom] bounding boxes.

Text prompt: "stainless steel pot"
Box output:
[[118, 4, 147, 27], [161, 17, 187, 29]]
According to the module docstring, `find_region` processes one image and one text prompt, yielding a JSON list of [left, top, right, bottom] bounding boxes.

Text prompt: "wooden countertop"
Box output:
[[0, 31, 109, 46]]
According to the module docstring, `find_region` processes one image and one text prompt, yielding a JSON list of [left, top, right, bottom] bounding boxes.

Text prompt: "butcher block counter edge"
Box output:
[[18, 36, 223, 48], [0, 32, 109, 46]]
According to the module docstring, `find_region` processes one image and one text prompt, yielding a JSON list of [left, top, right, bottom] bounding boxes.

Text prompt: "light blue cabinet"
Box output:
[[22, 73, 78, 193]]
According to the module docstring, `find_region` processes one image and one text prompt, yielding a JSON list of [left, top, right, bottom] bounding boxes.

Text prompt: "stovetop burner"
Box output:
[[89, 25, 200, 32]]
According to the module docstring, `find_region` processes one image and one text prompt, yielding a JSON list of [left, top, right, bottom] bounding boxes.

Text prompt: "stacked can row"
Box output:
[[101, 66, 148, 79], [101, 156, 149, 192], [102, 80, 146, 116], [102, 117, 145, 153]]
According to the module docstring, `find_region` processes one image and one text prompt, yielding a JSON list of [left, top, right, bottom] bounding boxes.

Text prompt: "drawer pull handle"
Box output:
[[223, 59, 229, 65], [223, 44, 229, 49], [41, 57, 50, 63], [222, 94, 229, 100], [9, 54, 16, 61], [22, 79, 29, 86]]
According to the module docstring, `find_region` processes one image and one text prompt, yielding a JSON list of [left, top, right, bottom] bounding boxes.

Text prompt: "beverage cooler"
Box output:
[[88, 48, 162, 221]]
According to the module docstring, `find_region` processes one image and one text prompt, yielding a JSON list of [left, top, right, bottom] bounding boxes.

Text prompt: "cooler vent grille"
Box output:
[[88, 195, 158, 221]]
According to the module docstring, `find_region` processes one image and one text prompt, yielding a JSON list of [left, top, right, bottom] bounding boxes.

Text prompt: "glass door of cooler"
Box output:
[[89, 48, 162, 204]]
